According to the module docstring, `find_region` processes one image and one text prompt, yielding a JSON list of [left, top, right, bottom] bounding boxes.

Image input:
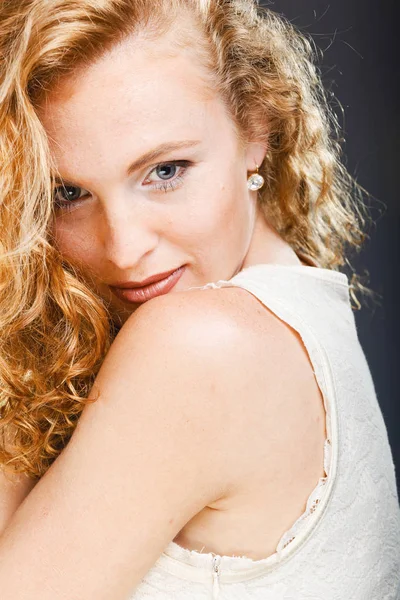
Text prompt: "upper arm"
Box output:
[[0, 469, 37, 536], [0, 292, 241, 600], [0, 423, 38, 536]]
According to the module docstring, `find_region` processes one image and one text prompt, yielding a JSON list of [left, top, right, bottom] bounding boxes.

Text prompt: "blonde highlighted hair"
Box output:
[[0, 0, 372, 479]]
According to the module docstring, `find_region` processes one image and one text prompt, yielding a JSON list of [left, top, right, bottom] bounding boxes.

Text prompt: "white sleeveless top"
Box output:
[[130, 262, 400, 599]]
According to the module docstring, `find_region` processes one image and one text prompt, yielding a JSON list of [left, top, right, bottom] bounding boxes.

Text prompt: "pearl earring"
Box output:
[[247, 165, 265, 191]]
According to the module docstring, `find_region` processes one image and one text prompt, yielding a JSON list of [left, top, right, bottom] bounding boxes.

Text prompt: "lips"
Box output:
[[112, 268, 179, 288], [110, 265, 185, 304]]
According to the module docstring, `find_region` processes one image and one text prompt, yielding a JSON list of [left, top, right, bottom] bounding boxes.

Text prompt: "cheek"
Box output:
[[175, 176, 248, 243], [176, 160, 246, 229], [166, 192, 227, 245], [52, 220, 98, 264]]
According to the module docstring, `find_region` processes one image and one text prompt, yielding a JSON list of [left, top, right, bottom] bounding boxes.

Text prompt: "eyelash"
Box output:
[[53, 160, 192, 213]]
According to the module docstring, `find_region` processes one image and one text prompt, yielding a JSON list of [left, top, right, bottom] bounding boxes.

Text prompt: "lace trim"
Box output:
[[164, 436, 332, 565], [276, 437, 331, 552]]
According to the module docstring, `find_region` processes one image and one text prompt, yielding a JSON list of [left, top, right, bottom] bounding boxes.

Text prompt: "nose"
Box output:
[[100, 201, 159, 271]]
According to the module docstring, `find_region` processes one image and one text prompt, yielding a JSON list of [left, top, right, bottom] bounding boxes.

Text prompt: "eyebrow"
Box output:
[[54, 139, 202, 185]]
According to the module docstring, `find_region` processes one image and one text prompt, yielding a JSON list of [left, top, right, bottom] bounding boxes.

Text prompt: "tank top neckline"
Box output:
[[230, 250, 349, 287], [231, 262, 349, 287]]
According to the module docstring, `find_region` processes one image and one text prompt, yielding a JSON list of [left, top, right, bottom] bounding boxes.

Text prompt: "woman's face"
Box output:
[[38, 25, 267, 325]]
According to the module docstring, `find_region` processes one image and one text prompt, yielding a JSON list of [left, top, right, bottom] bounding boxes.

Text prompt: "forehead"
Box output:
[[37, 21, 224, 178]]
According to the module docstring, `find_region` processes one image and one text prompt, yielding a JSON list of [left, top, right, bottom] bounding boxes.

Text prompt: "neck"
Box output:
[[241, 206, 303, 270]]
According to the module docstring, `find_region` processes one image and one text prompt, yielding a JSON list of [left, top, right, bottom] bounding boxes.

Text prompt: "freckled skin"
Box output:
[[38, 20, 300, 327]]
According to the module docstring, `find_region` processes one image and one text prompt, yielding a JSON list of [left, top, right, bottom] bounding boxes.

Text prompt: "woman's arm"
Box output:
[[0, 426, 38, 537], [0, 291, 241, 600], [0, 469, 37, 537]]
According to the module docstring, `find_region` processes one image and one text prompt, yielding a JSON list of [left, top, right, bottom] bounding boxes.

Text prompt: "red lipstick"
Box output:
[[110, 266, 185, 304]]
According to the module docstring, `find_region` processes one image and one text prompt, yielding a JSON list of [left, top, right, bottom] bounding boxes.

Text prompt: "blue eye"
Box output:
[[144, 160, 191, 192], [154, 164, 178, 180]]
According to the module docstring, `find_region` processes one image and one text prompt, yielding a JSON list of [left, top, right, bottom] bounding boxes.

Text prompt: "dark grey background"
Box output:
[[261, 1, 399, 493]]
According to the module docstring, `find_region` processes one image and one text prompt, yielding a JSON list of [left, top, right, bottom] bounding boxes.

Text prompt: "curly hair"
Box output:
[[0, 0, 372, 480]]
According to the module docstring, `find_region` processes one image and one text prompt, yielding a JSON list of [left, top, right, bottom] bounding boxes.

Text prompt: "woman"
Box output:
[[0, 0, 399, 598]]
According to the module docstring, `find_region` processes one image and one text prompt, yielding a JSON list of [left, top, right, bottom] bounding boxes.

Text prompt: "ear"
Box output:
[[244, 142, 268, 172]]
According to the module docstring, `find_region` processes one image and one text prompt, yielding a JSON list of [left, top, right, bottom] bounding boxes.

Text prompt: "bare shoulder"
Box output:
[[87, 286, 268, 501], [124, 285, 246, 335], [114, 286, 258, 404], [117, 285, 282, 398], [116, 285, 326, 503], [122, 283, 284, 355], [125, 281, 327, 444], [122, 284, 308, 374], [115, 284, 312, 438]]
